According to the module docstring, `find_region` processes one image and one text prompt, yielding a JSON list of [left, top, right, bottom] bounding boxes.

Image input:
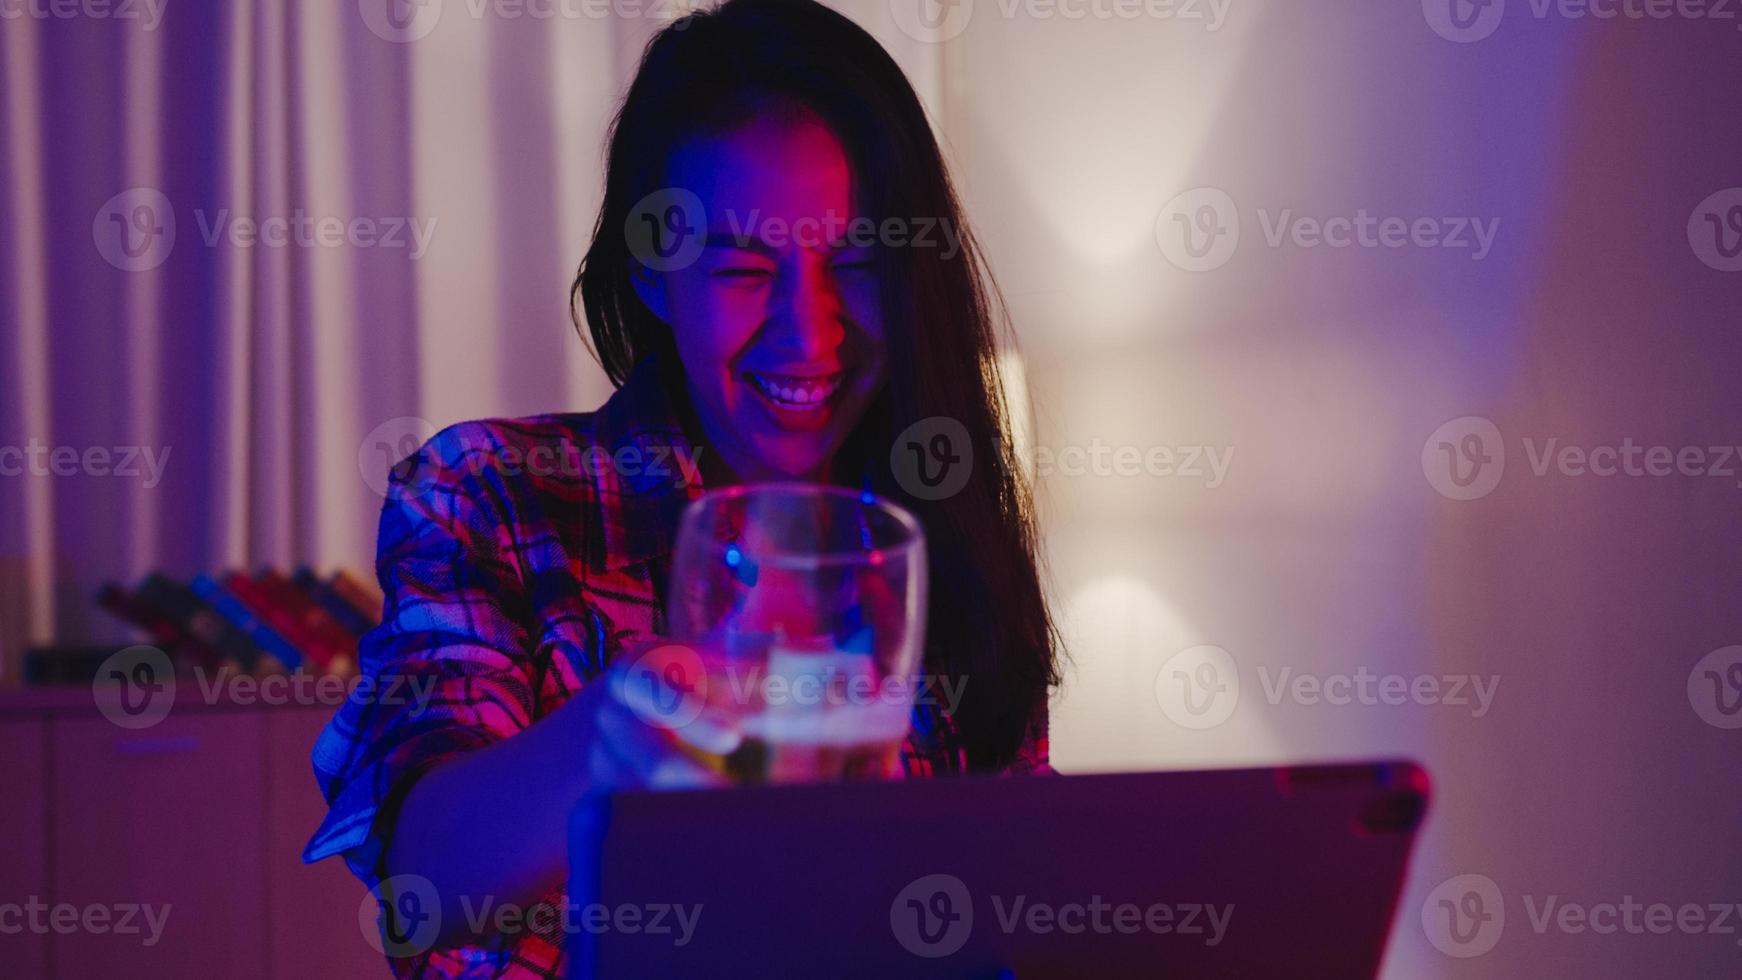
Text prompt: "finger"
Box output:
[[594, 694, 728, 789], [646, 748, 731, 790], [609, 644, 744, 756]]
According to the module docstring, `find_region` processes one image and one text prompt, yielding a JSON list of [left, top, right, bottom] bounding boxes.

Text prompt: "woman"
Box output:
[[306, 0, 1060, 974]]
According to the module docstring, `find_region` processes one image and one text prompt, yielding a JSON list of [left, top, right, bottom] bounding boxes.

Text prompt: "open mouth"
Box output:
[[743, 370, 848, 413]]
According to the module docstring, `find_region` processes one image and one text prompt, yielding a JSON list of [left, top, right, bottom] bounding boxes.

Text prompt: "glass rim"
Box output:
[[679, 481, 925, 568]]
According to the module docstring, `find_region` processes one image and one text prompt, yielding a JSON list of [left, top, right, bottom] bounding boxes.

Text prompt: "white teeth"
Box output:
[[749, 371, 843, 408]]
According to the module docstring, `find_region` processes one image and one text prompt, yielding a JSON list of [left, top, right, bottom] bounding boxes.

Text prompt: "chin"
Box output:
[[754, 438, 837, 480]]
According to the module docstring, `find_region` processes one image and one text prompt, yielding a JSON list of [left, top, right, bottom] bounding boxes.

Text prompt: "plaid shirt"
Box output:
[[305, 354, 1051, 978]]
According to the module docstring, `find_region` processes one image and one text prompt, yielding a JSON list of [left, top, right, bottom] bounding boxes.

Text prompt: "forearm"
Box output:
[[384, 694, 598, 939]]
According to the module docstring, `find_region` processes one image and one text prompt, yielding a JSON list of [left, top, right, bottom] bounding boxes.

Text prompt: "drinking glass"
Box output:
[[662, 482, 928, 783]]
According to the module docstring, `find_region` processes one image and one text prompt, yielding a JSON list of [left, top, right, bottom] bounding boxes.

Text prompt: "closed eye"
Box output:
[[831, 252, 877, 273], [712, 266, 773, 281]]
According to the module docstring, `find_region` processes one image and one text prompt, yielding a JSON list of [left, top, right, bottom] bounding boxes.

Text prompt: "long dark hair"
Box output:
[[572, 0, 1059, 771]]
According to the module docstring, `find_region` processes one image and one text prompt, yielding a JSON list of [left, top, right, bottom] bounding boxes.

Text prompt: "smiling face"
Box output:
[[631, 105, 887, 482]]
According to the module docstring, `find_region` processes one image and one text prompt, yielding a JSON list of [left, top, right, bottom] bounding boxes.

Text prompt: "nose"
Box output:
[[762, 252, 845, 361]]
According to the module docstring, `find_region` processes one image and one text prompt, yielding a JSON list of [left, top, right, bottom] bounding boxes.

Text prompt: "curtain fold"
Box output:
[[0, 3, 740, 673]]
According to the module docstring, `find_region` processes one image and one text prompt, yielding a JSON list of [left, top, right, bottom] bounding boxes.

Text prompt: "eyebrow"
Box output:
[[703, 232, 778, 256], [702, 230, 868, 256]]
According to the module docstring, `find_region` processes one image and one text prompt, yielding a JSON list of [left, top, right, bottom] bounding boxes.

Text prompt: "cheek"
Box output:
[[838, 277, 885, 344], [663, 274, 765, 389], [840, 277, 887, 379]]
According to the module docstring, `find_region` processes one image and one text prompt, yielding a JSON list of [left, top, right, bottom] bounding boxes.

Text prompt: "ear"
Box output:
[[628, 260, 672, 324]]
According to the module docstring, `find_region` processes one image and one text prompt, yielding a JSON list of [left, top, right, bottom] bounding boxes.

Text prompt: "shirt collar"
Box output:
[[589, 353, 710, 574]]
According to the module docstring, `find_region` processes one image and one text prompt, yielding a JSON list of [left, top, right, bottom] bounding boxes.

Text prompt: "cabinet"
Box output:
[[0, 691, 387, 978], [0, 719, 49, 976]]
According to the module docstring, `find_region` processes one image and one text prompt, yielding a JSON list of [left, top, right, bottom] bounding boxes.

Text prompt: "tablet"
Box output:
[[568, 760, 1429, 978]]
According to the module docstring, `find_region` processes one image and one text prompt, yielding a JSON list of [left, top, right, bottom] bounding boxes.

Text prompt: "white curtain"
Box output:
[[0, 0, 943, 665]]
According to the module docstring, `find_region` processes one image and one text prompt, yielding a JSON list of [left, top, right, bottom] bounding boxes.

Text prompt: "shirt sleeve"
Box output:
[[302, 422, 538, 890]]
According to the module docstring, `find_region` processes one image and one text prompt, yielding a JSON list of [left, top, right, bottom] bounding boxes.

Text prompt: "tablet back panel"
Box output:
[[569, 760, 1428, 979]]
